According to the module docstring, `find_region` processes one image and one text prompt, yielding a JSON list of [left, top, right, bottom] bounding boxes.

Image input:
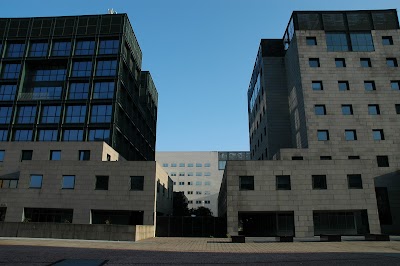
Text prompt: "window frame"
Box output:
[[239, 176, 254, 191], [347, 174, 363, 189], [95, 175, 109, 190], [130, 176, 144, 191], [312, 175, 327, 190], [276, 175, 291, 190]]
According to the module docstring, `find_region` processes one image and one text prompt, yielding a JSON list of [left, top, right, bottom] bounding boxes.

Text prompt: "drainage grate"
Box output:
[[49, 259, 108, 266]]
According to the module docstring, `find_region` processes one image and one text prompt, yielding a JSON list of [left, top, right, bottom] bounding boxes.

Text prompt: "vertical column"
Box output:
[[294, 210, 314, 237]]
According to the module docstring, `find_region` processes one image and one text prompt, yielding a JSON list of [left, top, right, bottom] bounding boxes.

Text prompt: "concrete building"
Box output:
[[219, 9, 400, 237]]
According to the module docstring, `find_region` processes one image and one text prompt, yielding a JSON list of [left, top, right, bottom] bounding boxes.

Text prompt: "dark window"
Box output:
[[88, 129, 110, 142], [1, 63, 21, 79], [342, 105, 353, 115], [320, 156, 332, 160], [396, 104, 400, 114], [364, 81, 376, 91], [41, 106, 61, 123], [51, 41, 71, 56], [95, 176, 109, 190], [338, 81, 350, 91], [21, 150, 33, 161], [345, 130, 357, 141], [90, 105, 112, 123], [96, 60, 117, 76], [50, 150, 61, 161], [306, 37, 317, 46], [98, 39, 119, 54], [326, 32, 349, 51], [276, 175, 291, 190], [386, 58, 398, 67], [13, 130, 33, 141], [347, 174, 362, 189], [335, 58, 346, 68], [29, 175, 43, 189], [312, 175, 327, 190], [360, 58, 372, 67], [0, 107, 12, 124], [350, 32, 374, 52], [29, 42, 48, 57], [348, 156, 360, 160], [106, 154, 111, 161], [291, 156, 303, 160], [373, 129, 385, 140], [0, 150, 4, 162], [24, 208, 73, 223], [65, 105, 86, 123], [79, 150, 90, 161], [317, 130, 329, 141], [312, 81, 323, 91], [33, 68, 66, 81], [68, 83, 89, 100], [382, 36, 393, 45], [75, 40, 95, 55], [62, 175, 75, 189], [93, 82, 114, 99], [377, 156, 389, 167], [38, 130, 58, 141], [6, 43, 25, 57], [62, 129, 83, 141], [0, 85, 17, 101], [131, 176, 144, 191], [368, 105, 380, 115], [0, 130, 8, 141], [391, 81, 400, 90], [309, 58, 320, 67], [239, 176, 254, 191], [71, 61, 92, 77], [375, 187, 392, 225], [314, 105, 326, 115]]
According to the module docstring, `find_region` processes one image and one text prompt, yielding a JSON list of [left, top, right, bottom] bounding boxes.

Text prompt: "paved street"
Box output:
[[1, 237, 400, 265]]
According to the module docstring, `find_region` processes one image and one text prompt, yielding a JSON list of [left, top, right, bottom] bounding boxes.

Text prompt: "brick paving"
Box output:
[[1, 237, 400, 265]]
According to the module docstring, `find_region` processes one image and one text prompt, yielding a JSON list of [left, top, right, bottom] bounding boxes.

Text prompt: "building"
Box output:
[[219, 9, 400, 237], [0, 13, 157, 161], [156, 151, 249, 216]]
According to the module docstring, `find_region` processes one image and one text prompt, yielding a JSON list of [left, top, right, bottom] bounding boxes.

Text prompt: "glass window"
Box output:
[[71, 61, 92, 77], [162, 163, 168, 167], [204, 172, 211, 176], [50, 150, 61, 161], [317, 130, 329, 141], [179, 163, 185, 167], [204, 163, 211, 167], [396, 104, 400, 114], [348, 174, 362, 189], [0, 130, 8, 141], [204, 181, 211, 185], [312, 81, 323, 91], [312, 175, 327, 190], [306, 37, 317, 46], [348, 156, 360, 160], [88, 129, 110, 142], [309, 58, 320, 67], [171, 163, 177, 167], [382, 36, 393, 45], [33, 68, 66, 82], [373, 129, 384, 140], [391, 81, 400, 90], [314, 105, 326, 115], [30, 175, 43, 189], [96, 60, 117, 76], [14, 130, 32, 141], [368, 105, 380, 115], [75, 40, 95, 55], [276, 175, 291, 190], [292, 156, 303, 160], [21, 150, 32, 161], [178, 182, 184, 185], [93, 82, 114, 99], [345, 130, 357, 141], [187, 163, 193, 167], [170, 173, 176, 176], [0, 107, 12, 124], [1, 63, 21, 79], [0, 85, 17, 101], [6, 43, 25, 57], [218, 161, 226, 170], [335, 58, 346, 68], [196, 172, 202, 176], [360, 58, 372, 67], [51, 41, 71, 56], [364, 81, 376, 91], [179, 172, 185, 176], [62, 175, 75, 189], [32, 87, 62, 100], [41, 106, 61, 123], [95, 176, 109, 190], [239, 176, 254, 190], [17, 106, 36, 124], [0, 150, 4, 162], [320, 156, 332, 160], [350, 32, 374, 51], [68, 83, 89, 100], [131, 176, 144, 191], [326, 32, 349, 51], [195, 181, 202, 186], [29, 42, 48, 57], [341, 105, 353, 115], [187, 172, 193, 176], [98, 39, 119, 54], [90, 105, 112, 123], [386, 58, 398, 67], [65, 105, 86, 123], [377, 156, 389, 167], [38, 130, 58, 141], [79, 150, 90, 161], [196, 191, 202, 195], [62, 129, 83, 141]]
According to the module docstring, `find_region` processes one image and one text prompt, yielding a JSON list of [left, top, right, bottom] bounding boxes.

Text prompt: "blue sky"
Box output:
[[2, 1, 399, 151]]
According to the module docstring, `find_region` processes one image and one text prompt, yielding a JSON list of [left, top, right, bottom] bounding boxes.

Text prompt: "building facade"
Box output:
[[220, 9, 400, 237]]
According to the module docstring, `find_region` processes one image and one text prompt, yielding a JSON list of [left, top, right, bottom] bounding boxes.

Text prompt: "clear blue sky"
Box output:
[[2, 1, 399, 151]]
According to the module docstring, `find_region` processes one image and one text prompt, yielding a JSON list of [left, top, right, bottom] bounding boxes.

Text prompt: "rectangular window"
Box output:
[[96, 60, 117, 76], [338, 81, 350, 91], [65, 105, 86, 123], [29, 175, 43, 188], [326, 32, 349, 51], [373, 129, 384, 140], [187, 172, 193, 176], [79, 150, 90, 161], [348, 156, 360, 160], [0, 85, 17, 101], [32, 86, 62, 100], [364, 81, 376, 91], [292, 156, 303, 160], [98, 39, 119, 54], [93, 82, 114, 99], [71, 61, 92, 77], [0, 150, 4, 162], [170, 173, 176, 176], [90, 105, 112, 123], [95, 176, 109, 190], [187, 163, 193, 167], [0, 179, 18, 189], [130, 176, 144, 191], [196, 191, 202, 195], [204, 181, 211, 186], [239, 176, 254, 191], [314, 105, 326, 115], [312, 81, 323, 91], [0, 130, 8, 141], [62, 129, 83, 141], [41, 106, 61, 123], [391, 81, 400, 90], [195, 181, 202, 186], [6, 43, 25, 57], [360, 58, 372, 67], [309, 58, 320, 67], [382, 36, 393, 45], [341, 105, 353, 115], [276, 175, 291, 190], [386, 58, 398, 67], [179, 172, 185, 176], [320, 156, 332, 160], [306, 37, 317, 46], [345, 130, 357, 141], [196, 201, 202, 204], [377, 156, 389, 167], [33, 68, 66, 81], [51, 41, 71, 56], [29, 42, 48, 57], [196, 172, 202, 176], [196, 163, 202, 167], [62, 175, 75, 189], [162, 163, 168, 167], [187, 182, 192, 186], [204, 163, 211, 167], [368, 105, 380, 115], [171, 163, 177, 167], [75, 40, 95, 55], [350, 32, 374, 52], [179, 182, 184, 185], [0, 107, 12, 124], [21, 150, 33, 161], [335, 58, 346, 68], [348, 174, 363, 189], [88, 129, 110, 142], [38, 130, 58, 141], [396, 104, 400, 114], [14, 130, 33, 141], [68, 83, 89, 100], [317, 130, 329, 141], [179, 163, 185, 167], [312, 175, 327, 190], [187, 191, 193, 195], [1, 63, 21, 79], [50, 150, 61, 161], [204, 172, 211, 176]]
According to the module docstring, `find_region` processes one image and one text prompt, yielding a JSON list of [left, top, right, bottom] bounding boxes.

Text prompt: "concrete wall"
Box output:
[[135, 225, 155, 241]]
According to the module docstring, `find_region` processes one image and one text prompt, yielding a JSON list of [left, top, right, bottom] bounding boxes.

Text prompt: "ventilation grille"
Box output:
[[322, 13, 346, 31], [297, 14, 323, 30]]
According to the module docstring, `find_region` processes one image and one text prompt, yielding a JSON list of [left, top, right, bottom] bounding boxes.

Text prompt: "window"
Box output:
[[188, 200, 193, 204], [14, 130, 33, 141], [345, 130, 357, 141], [391, 81, 400, 90], [204, 181, 211, 186], [50, 150, 61, 161], [179, 163, 185, 167], [93, 82, 114, 99], [98, 39, 119, 54], [373, 129, 384, 140], [196, 163, 202, 167], [312, 81, 323, 91], [0, 179, 18, 189], [196, 191, 202, 195], [204, 163, 211, 167], [196, 201, 202, 204], [196, 172, 202, 176], [75, 40, 95, 55], [317, 130, 329, 141], [338, 81, 350, 91], [348, 156, 360, 160], [1, 63, 21, 79], [38, 130, 58, 141], [377, 156, 389, 167], [41, 106, 61, 123], [79, 150, 90, 161], [95, 176, 109, 190], [62, 175, 75, 189], [71, 61, 92, 77], [63, 130, 83, 141], [33, 68, 66, 81], [29, 42, 48, 57], [88, 129, 110, 142], [90, 105, 112, 123], [29, 175, 43, 189], [0, 130, 8, 141], [31, 86, 62, 100], [0, 150, 4, 162], [292, 156, 303, 160], [162, 163, 168, 167], [106, 154, 111, 161], [360, 58, 372, 67], [320, 156, 332, 160], [341, 105, 353, 115], [382, 36, 393, 45], [179, 182, 184, 185], [68, 83, 89, 100], [6, 43, 25, 57], [387, 58, 398, 67], [396, 105, 400, 114], [204, 191, 210, 195], [187, 163, 193, 167], [314, 105, 326, 115], [276, 175, 291, 190], [204, 172, 211, 176], [171, 163, 177, 167], [0, 85, 17, 100], [239, 176, 254, 190], [0, 107, 12, 124], [96, 60, 117, 76], [350, 32, 374, 51], [364, 81, 376, 91], [335, 58, 346, 68], [309, 58, 320, 67], [170, 173, 176, 177], [187, 182, 192, 186], [195, 181, 202, 186], [347, 174, 362, 189], [326, 32, 349, 51], [187, 172, 193, 176], [65, 105, 86, 123], [51, 41, 71, 56], [20, 150, 32, 161], [187, 191, 193, 195], [179, 172, 185, 176], [130, 176, 144, 191], [312, 175, 327, 190], [368, 105, 380, 115], [306, 37, 317, 46]]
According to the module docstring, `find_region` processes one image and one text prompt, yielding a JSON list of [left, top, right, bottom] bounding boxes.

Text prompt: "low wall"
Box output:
[[0, 222, 154, 241]]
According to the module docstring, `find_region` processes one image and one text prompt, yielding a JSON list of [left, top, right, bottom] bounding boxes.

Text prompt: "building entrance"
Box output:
[[238, 211, 294, 237]]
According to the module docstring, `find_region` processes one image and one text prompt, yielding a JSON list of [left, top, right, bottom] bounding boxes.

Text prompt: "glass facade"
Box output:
[[38, 130, 58, 141], [350, 32, 374, 52], [75, 40, 95, 55], [90, 105, 112, 123], [6, 43, 26, 57], [98, 39, 119, 54], [0, 107, 12, 124], [17, 106, 36, 124], [51, 41, 71, 56], [1, 64, 21, 79], [65, 105, 86, 123], [95, 60, 117, 76], [71, 61, 92, 77], [62, 129, 83, 141], [326, 33, 349, 51], [93, 82, 114, 99], [68, 83, 89, 100], [13, 130, 33, 141], [88, 129, 110, 142], [0, 85, 16, 101], [29, 42, 48, 57], [41, 106, 61, 123]]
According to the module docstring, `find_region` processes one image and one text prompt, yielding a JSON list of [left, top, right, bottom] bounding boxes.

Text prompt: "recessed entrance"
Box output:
[[238, 211, 294, 237]]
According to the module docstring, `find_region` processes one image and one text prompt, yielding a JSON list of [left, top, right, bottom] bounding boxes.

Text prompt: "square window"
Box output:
[[239, 176, 254, 191], [131, 176, 144, 191], [341, 105, 353, 115], [276, 175, 291, 190], [360, 58, 372, 67], [387, 58, 398, 67], [348, 156, 360, 160], [309, 58, 320, 67], [317, 130, 329, 141], [373, 129, 385, 140], [396, 104, 400, 114], [382, 36, 393, 45], [95, 176, 109, 190], [0, 150, 4, 162], [368, 105, 380, 115], [50, 150, 61, 160], [348, 174, 362, 189], [377, 156, 389, 167], [345, 130, 357, 141], [335, 58, 346, 68], [21, 150, 33, 161], [338, 81, 349, 91], [364, 81, 376, 91], [29, 175, 42, 188], [306, 37, 317, 46], [312, 175, 327, 189], [391, 81, 400, 90], [312, 81, 323, 91], [314, 105, 326, 115], [62, 175, 75, 189], [320, 156, 332, 160], [79, 150, 90, 161]]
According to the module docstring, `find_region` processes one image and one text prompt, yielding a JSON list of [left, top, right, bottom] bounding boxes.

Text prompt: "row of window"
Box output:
[[311, 80, 400, 91], [162, 163, 211, 168], [173, 181, 211, 186], [187, 200, 211, 205], [0, 149, 94, 162], [314, 104, 396, 116], [317, 129, 386, 141], [309, 57, 399, 68], [291, 155, 390, 167], [186, 191, 211, 195], [170, 172, 212, 177], [0, 39, 119, 58]]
